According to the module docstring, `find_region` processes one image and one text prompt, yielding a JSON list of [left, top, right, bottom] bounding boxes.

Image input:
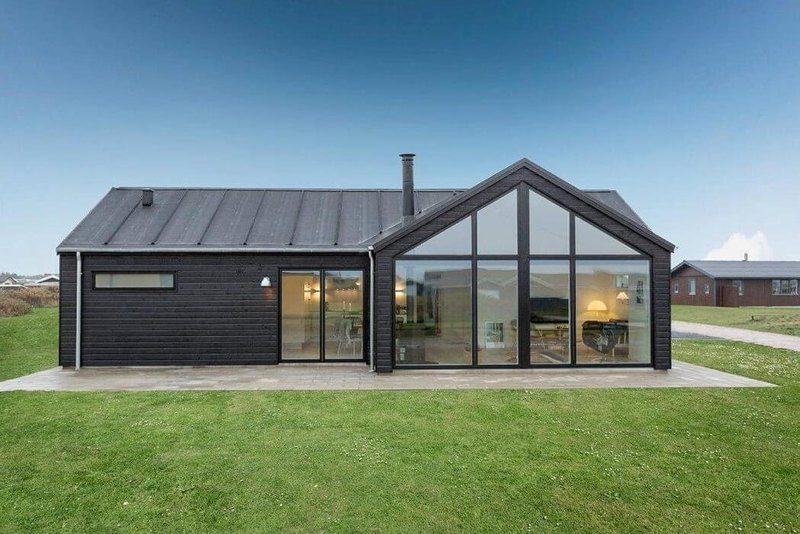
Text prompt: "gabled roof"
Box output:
[[57, 158, 666, 253], [672, 260, 800, 279], [0, 276, 22, 285], [35, 275, 60, 284], [373, 158, 673, 252], [58, 189, 462, 252]]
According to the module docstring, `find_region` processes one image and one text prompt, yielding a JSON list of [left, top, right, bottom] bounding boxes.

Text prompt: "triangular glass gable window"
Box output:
[[476, 190, 517, 255], [404, 217, 472, 255], [574, 217, 639, 255], [529, 189, 569, 254]]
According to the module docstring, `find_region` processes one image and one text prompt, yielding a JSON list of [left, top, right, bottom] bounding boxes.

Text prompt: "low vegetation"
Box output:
[[673, 304, 800, 337], [0, 312, 798, 531], [0, 286, 59, 317]]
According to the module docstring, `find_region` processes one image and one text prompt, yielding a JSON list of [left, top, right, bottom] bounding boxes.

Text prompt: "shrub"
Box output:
[[0, 294, 33, 317], [14, 287, 59, 308]]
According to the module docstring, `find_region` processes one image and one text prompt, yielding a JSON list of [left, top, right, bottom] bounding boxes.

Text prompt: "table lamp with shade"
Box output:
[[586, 299, 608, 318]]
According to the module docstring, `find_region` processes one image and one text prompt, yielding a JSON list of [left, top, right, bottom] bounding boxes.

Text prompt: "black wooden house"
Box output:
[[58, 156, 673, 372]]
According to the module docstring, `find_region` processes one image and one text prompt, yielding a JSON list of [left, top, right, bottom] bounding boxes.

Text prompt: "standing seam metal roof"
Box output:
[[58, 186, 648, 252]]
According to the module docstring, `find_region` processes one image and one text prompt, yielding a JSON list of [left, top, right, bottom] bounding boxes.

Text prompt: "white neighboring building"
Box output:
[[32, 275, 60, 287], [0, 276, 24, 289]]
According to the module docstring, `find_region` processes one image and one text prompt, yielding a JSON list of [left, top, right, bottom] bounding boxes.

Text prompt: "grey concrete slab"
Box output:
[[0, 361, 774, 392], [672, 320, 800, 352]]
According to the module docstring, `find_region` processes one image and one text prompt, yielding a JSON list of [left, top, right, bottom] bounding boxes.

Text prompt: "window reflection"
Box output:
[[576, 260, 650, 364], [477, 190, 517, 255], [281, 271, 321, 359], [324, 271, 363, 360], [477, 261, 518, 365], [395, 261, 472, 365], [530, 261, 570, 364]]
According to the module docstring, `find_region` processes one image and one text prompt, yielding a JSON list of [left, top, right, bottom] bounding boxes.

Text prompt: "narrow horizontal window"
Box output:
[[94, 272, 175, 289]]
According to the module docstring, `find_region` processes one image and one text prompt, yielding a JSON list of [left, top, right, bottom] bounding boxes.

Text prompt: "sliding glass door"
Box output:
[[281, 269, 364, 361], [324, 271, 364, 360], [281, 271, 322, 360]]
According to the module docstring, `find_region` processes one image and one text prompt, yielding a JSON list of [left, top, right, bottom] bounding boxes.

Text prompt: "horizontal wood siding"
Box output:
[[375, 166, 672, 371], [59, 253, 368, 366], [717, 278, 800, 307], [671, 266, 716, 306], [59, 253, 77, 367]]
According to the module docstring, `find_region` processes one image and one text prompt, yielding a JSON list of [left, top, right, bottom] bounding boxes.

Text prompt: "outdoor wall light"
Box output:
[[260, 277, 272, 288]]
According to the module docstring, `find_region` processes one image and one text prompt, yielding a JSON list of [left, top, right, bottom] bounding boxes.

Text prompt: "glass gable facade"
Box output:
[[394, 184, 652, 367]]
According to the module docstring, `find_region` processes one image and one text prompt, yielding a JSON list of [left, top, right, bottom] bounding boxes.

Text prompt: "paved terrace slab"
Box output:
[[673, 321, 800, 352], [0, 361, 773, 392]]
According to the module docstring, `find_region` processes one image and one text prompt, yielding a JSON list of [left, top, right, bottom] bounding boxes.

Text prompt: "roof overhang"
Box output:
[[56, 246, 370, 254], [372, 158, 675, 253]]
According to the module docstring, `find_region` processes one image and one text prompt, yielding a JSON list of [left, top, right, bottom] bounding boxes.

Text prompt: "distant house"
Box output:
[[671, 260, 800, 307], [0, 276, 23, 290], [32, 275, 60, 287]]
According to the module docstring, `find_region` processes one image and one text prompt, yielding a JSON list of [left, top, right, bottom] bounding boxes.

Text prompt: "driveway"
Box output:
[[672, 321, 800, 352], [0, 361, 773, 392]]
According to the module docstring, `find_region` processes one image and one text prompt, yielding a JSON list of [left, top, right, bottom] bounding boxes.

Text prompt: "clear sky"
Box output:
[[1, 0, 798, 274]]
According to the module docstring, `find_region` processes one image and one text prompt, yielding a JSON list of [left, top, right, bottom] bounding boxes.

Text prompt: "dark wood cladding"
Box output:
[[671, 265, 800, 307], [59, 252, 368, 367], [59, 254, 77, 367], [671, 266, 716, 306], [374, 166, 672, 372], [716, 279, 800, 307]]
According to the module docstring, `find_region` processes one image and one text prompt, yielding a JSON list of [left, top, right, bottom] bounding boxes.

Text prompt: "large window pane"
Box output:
[[324, 271, 363, 360], [529, 190, 570, 255], [530, 261, 570, 364], [477, 261, 518, 365], [395, 261, 472, 365], [576, 260, 650, 364], [477, 190, 517, 255], [404, 217, 472, 255], [281, 270, 321, 360], [575, 217, 639, 255]]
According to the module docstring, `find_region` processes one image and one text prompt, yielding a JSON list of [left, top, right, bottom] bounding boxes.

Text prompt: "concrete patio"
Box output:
[[0, 360, 774, 391]]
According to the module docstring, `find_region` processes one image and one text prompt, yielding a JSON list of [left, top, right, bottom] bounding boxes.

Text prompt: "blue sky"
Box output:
[[1, 0, 798, 273]]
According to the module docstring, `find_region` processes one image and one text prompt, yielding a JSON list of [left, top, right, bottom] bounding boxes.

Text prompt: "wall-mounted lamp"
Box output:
[[616, 291, 629, 304], [260, 277, 272, 288]]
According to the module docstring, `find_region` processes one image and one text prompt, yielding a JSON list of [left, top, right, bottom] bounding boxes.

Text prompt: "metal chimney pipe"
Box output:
[[400, 153, 415, 221], [142, 188, 154, 207]]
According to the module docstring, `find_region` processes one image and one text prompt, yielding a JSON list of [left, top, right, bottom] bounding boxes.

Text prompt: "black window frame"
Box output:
[[392, 183, 655, 369], [277, 268, 367, 363], [92, 271, 177, 290]]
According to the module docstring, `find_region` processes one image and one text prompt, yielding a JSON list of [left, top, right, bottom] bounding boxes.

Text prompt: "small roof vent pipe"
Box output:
[[142, 189, 154, 207], [743, 252, 749, 262], [400, 153, 415, 222]]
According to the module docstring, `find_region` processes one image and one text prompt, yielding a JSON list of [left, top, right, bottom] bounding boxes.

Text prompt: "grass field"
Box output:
[[0, 307, 57, 381], [1, 312, 798, 531], [673, 304, 800, 337]]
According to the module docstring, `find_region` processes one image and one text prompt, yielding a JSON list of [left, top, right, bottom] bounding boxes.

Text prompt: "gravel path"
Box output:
[[672, 321, 800, 352]]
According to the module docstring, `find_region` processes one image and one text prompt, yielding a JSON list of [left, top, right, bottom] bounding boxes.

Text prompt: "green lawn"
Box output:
[[1, 313, 799, 532], [673, 304, 800, 337], [0, 307, 58, 381]]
